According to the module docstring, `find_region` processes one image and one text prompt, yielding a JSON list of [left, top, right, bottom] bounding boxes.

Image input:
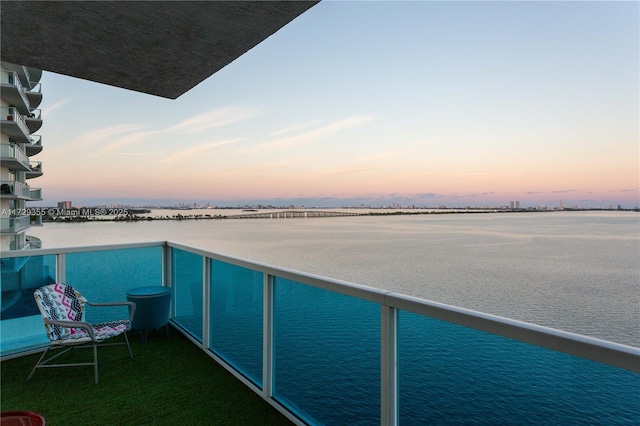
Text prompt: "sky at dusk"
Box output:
[[33, 1, 639, 208]]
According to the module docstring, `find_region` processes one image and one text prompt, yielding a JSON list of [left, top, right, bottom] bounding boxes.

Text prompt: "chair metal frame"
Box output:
[[28, 284, 136, 384]]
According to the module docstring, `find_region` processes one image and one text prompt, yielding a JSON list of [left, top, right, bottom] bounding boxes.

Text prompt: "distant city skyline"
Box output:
[[32, 1, 639, 208], [45, 195, 630, 211]]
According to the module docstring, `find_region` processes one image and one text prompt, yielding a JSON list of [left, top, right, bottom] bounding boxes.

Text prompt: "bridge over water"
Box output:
[[226, 210, 365, 219]]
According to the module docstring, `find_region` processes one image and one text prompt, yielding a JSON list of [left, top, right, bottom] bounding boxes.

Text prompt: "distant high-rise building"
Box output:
[[509, 201, 514, 209], [0, 62, 44, 251], [58, 201, 72, 209], [515, 201, 520, 209], [559, 200, 565, 210]]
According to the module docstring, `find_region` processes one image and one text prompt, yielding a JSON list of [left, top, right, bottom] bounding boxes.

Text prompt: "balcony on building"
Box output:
[[24, 109, 42, 133], [0, 70, 30, 113], [29, 214, 43, 227], [25, 235, 42, 249], [1, 107, 31, 143], [25, 135, 43, 156], [0, 63, 41, 91], [26, 81, 43, 109], [0, 181, 32, 200], [0, 143, 31, 171], [0, 214, 31, 234], [25, 161, 43, 178], [28, 187, 42, 201], [1, 241, 638, 425], [8, 238, 27, 251]]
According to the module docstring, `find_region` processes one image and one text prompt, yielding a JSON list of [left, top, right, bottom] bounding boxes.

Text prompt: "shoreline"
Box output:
[[40, 207, 639, 223]]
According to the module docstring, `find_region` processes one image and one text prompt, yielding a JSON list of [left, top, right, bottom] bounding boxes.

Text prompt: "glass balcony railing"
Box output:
[[1, 107, 31, 141], [0, 215, 31, 234], [29, 215, 43, 226], [26, 135, 43, 156], [24, 109, 42, 133], [0, 143, 31, 172], [26, 161, 43, 178], [1, 242, 638, 425], [26, 82, 43, 109], [0, 181, 39, 200], [0, 70, 30, 112], [25, 235, 42, 249], [28, 187, 42, 201], [28, 82, 42, 94], [0, 180, 29, 198]]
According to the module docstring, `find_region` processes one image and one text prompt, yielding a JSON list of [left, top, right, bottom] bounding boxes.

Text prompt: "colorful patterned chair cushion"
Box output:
[[34, 283, 130, 345]]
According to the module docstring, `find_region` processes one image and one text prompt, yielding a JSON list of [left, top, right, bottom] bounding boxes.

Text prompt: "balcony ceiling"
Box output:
[[0, 1, 319, 99]]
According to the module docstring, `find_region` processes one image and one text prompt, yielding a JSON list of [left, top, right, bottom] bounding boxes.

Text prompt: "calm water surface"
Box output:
[[29, 210, 639, 346]]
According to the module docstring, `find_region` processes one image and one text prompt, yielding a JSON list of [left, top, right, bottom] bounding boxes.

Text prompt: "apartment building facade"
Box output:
[[0, 61, 44, 251]]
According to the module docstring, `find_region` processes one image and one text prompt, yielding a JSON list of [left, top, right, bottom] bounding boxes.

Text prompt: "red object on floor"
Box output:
[[1, 411, 45, 426]]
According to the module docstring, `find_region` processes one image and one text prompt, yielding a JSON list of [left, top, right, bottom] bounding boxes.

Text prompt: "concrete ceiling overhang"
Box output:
[[1, 1, 319, 99]]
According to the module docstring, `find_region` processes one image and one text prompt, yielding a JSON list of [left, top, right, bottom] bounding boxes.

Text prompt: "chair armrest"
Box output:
[[87, 301, 136, 322], [43, 318, 96, 340]]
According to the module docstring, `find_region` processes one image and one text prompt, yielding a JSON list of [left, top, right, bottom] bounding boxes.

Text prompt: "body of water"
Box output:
[[29, 210, 639, 347], [15, 210, 640, 424]]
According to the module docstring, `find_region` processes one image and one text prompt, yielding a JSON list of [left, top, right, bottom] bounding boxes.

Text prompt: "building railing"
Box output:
[[0, 70, 30, 111], [26, 82, 42, 109], [1, 242, 638, 425], [25, 235, 42, 249], [26, 161, 43, 176], [25, 136, 43, 156], [28, 82, 42, 94], [0, 181, 40, 200], [8, 240, 26, 251], [28, 109, 41, 120], [29, 215, 43, 226], [1, 107, 31, 139], [0, 180, 29, 198], [0, 143, 31, 171], [0, 215, 31, 234], [29, 135, 42, 144], [28, 187, 42, 201]]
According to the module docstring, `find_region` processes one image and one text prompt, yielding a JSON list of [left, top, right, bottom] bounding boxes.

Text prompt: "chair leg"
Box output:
[[124, 330, 133, 358], [27, 346, 51, 380], [93, 344, 99, 384]]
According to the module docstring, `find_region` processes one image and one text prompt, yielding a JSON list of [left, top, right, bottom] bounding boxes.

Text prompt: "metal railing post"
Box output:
[[381, 305, 398, 426], [56, 252, 66, 283], [263, 273, 274, 399], [202, 256, 211, 350], [163, 244, 173, 318]]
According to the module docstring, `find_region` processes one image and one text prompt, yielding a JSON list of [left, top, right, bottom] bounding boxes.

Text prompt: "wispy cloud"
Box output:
[[165, 106, 260, 134], [47, 124, 145, 157], [42, 98, 72, 116], [74, 124, 144, 146], [116, 152, 150, 157], [91, 129, 157, 157], [409, 139, 435, 146], [91, 105, 259, 156], [269, 120, 322, 136], [160, 139, 240, 163], [245, 115, 375, 153], [349, 150, 405, 163], [552, 189, 578, 194]]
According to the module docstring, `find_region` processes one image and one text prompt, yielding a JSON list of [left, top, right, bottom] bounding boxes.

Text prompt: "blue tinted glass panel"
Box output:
[[273, 278, 380, 425], [209, 259, 263, 386], [1, 254, 56, 355], [171, 248, 203, 341], [398, 310, 640, 425], [67, 247, 161, 324]]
